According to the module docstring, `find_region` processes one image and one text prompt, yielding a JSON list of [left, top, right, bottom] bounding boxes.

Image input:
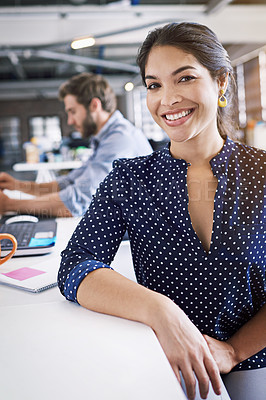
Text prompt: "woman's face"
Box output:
[[145, 45, 221, 144]]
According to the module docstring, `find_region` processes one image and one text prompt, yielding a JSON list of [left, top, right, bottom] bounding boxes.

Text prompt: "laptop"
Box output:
[[0, 215, 57, 257]]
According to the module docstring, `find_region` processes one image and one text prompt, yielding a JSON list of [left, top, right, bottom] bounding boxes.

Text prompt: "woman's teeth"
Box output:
[[165, 109, 192, 121]]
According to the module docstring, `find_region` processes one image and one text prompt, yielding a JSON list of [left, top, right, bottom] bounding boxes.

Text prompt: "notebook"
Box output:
[[0, 255, 59, 292], [0, 215, 57, 257]]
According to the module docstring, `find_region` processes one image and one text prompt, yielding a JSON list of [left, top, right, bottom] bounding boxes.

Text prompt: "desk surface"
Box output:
[[0, 217, 186, 400]]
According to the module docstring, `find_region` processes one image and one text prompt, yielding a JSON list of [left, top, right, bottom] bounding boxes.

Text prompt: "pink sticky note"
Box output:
[[2, 267, 46, 281]]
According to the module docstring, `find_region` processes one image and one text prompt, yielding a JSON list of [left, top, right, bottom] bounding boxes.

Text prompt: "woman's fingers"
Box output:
[[179, 364, 197, 400], [191, 344, 221, 398], [172, 359, 197, 400], [173, 345, 221, 400], [177, 358, 220, 400], [204, 355, 222, 396], [193, 362, 210, 399], [172, 364, 182, 384]]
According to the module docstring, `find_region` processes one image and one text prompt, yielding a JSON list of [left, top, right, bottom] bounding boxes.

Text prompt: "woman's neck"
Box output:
[[169, 131, 225, 167]]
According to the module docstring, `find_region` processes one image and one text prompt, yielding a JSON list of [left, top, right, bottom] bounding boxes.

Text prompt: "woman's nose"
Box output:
[[161, 87, 182, 106]]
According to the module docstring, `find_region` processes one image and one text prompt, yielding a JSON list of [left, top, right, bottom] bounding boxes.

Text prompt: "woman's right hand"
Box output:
[[151, 297, 222, 400], [0, 172, 19, 191]]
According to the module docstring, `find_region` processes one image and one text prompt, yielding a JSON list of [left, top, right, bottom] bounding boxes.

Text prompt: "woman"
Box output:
[[58, 23, 266, 400]]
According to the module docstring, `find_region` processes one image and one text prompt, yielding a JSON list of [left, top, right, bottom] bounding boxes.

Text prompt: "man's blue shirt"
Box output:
[[57, 110, 152, 216]]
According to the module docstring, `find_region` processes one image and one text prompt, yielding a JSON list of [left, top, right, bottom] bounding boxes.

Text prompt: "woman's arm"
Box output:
[[204, 303, 266, 374], [77, 268, 222, 400]]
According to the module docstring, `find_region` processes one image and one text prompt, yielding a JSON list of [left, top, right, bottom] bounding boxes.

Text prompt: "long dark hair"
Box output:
[[136, 22, 237, 138]]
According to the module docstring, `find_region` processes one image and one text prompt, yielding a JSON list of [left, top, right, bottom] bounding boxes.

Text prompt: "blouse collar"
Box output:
[[160, 136, 236, 175]]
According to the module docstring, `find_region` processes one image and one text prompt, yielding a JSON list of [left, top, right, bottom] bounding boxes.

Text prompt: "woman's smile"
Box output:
[[162, 108, 195, 126]]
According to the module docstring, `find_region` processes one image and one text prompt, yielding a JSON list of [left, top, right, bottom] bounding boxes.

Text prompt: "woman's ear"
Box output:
[[218, 72, 229, 92], [89, 97, 102, 112]]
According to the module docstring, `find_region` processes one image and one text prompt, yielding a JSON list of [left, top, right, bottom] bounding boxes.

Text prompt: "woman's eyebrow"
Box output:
[[144, 74, 157, 81], [145, 65, 196, 81], [171, 65, 196, 76]]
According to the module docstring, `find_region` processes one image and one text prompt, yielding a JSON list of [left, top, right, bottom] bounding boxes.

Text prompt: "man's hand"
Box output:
[[204, 335, 237, 374], [0, 190, 9, 214], [0, 172, 19, 191]]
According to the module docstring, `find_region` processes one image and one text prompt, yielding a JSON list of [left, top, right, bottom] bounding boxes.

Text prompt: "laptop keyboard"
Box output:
[[0, 223, 35, 247]]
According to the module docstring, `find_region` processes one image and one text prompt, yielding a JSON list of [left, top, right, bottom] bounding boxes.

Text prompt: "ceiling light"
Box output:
[[71, 36, 96, 50], [124, 82, 134, 92]]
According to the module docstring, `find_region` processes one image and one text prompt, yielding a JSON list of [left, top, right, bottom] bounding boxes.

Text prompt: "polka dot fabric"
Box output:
[[58, 136, 266, 371]]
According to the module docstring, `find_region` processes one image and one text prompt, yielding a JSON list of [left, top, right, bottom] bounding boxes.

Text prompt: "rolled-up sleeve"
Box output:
[[58, 166, 127, 302]]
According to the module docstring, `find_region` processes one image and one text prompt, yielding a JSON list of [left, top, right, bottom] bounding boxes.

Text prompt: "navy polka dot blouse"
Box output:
[[58, 136, 266, 371]]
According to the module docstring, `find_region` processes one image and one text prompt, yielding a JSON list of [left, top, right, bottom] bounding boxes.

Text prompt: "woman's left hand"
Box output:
[[203, 335, 237, 374]]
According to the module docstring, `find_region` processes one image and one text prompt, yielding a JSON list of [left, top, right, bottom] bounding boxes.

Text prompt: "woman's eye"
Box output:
[[146, 83, 160, 90], [180, 76, 196, 83]]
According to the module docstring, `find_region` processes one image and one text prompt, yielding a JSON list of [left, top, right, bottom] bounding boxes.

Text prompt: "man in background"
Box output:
[[0, 73, 152, 217]]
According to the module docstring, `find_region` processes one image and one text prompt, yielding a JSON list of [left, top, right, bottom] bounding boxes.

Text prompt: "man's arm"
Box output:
[[0, 172, 59, 196], [0, 190, 72, 217], [204, 303, 266, 373]]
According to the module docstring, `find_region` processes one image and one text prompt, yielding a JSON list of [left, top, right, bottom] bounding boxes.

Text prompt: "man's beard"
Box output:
[[81, 111, 97, 138]]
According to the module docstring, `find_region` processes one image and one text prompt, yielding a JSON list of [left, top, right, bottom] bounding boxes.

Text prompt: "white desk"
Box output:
[[13, 160, 83, 182], [0, 218, 186, 400]]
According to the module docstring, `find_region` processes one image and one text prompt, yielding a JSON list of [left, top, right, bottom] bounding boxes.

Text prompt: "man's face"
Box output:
[[64, 94, 97, 138]]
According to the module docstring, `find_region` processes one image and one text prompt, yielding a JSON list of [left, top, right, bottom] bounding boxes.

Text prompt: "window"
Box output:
[[29, 115, 62, 154], [0, 117, 22, 167], [235, 49, 266, 149]]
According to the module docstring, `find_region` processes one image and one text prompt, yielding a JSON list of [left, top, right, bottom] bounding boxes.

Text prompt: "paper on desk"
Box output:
[[2, 267, 46, 281], [3, 189, 34, 199], [0, 256, 60, 292]]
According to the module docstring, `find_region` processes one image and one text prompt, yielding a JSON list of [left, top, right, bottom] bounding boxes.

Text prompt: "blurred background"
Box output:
[[0, 0, 266, 174]]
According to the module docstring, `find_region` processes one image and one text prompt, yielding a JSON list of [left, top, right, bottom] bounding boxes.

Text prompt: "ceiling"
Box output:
[[0, 0, 266, 99]]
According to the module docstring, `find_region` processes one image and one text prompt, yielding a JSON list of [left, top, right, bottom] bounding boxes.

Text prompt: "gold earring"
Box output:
[[218, 89, 227, 107]]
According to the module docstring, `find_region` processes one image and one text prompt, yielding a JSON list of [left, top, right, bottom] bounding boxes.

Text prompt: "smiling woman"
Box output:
[[144, 45, 223, 147], [137, 23, 237, 141], [58, 22, 266, 400]]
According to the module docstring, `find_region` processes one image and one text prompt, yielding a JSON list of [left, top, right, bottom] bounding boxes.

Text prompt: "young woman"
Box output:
[[58, 23, 266, 400]]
